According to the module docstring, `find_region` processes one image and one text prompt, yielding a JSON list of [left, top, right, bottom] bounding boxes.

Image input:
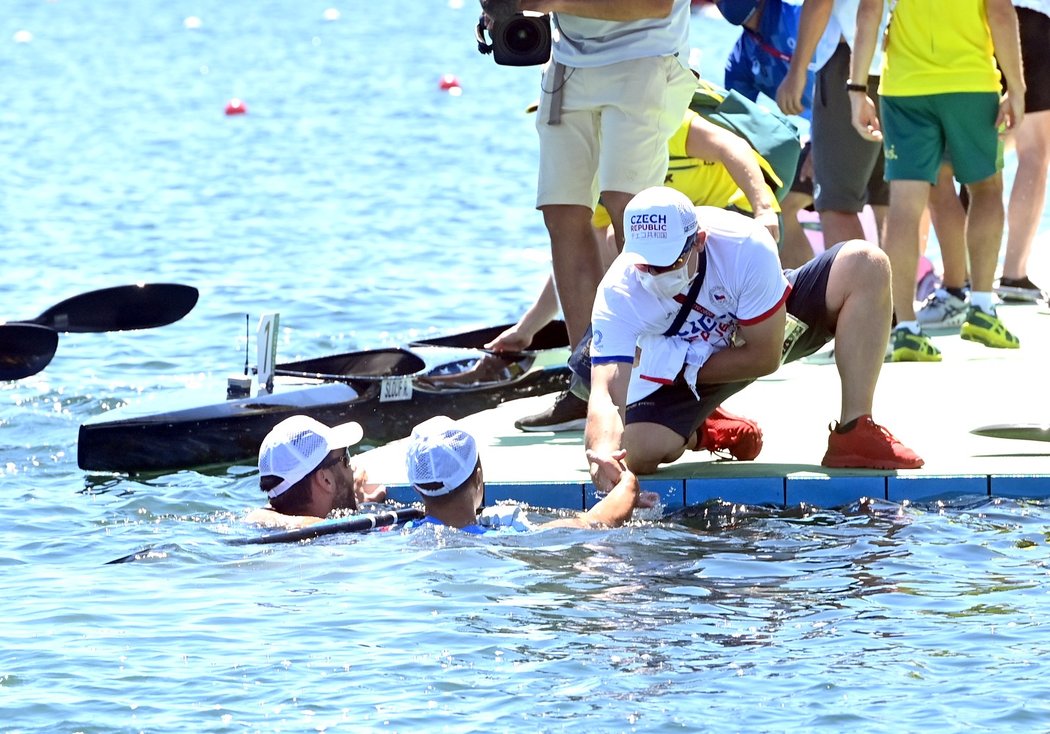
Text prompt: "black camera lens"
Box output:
[[504, 16, 543, 53]]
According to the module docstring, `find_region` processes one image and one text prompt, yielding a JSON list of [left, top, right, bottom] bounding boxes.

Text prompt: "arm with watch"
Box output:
[[847, 0, 885, 142]]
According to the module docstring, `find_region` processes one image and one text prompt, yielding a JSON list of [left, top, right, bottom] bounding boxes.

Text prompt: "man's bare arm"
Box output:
[[584, 361, 632, 493], [696, 305, 787, 385]]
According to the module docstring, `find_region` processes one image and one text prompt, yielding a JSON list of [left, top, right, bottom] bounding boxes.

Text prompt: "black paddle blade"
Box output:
[[0, 323, 59, 380], [28, 283, 199, 333]]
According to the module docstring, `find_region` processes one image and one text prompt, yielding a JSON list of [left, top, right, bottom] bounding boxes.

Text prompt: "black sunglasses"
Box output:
[[316, 446, 352, 473]]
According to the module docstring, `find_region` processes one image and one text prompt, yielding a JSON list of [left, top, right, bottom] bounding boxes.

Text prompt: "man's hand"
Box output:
[[484, 324, 533, 353], [753, 208, 781, 242], [849, 93, 882, 142], [996, 90, 1025, 134], [586, 447, 627, 495], [352, 465, 387, 504]]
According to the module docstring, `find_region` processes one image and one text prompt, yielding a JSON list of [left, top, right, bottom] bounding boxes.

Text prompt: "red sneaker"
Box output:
[[695, 406, 763, 461], [821, 415, 924, 470]]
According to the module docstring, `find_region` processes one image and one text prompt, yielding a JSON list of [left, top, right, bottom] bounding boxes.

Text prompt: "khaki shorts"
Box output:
[[535, 55, 696, 209]]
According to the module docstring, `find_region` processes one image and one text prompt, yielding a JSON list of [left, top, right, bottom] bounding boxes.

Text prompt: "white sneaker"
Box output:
[[916, 288, 968, 329]]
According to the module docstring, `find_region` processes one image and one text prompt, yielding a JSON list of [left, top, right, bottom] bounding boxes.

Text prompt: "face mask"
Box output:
[[637, 255, 692, 299]]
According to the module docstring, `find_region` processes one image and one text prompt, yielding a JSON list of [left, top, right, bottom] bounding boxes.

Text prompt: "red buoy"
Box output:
[[225, 98, 247, 115], [438, 74, 461, 91]]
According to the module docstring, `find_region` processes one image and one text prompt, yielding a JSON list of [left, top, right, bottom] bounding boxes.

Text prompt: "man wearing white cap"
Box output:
[[584, 185, 923, 491], [405, 416, 653, 533], [247, 415, 386, 528]]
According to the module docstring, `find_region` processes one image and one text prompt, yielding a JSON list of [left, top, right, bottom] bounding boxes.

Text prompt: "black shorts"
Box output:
[[626, 242, 844, 438], [1019, 7, 1050, 114]]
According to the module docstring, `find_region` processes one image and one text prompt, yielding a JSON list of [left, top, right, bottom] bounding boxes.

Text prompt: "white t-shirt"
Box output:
[[591, 207, 790, 404], [812, 0, 889, 75], [552, 0, 691, 68]]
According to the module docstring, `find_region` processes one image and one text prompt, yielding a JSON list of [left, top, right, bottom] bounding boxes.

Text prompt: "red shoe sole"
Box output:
[[821, 453, 924, 470]]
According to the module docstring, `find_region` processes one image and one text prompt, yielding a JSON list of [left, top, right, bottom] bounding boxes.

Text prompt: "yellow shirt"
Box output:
[[592, 110, 779, 229], [879, 0, 1001, 96]]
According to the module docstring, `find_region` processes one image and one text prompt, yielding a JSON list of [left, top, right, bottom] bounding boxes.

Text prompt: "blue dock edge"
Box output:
[[384, 473, 1050, 511]]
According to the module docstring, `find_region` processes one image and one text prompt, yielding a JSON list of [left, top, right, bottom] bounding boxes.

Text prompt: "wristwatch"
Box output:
[[846, 79, 868, 92]]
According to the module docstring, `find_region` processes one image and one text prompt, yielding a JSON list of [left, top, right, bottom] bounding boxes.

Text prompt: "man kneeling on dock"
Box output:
[[405, 416, 654, 533], [584, 186, 923, 494]]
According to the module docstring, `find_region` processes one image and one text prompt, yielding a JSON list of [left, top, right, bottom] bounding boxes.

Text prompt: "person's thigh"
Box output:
[[811, 44, 882, 212], [782, 242, 842, 360], [880, 95, 942, 183], [626, 380, 751, 441], [939, 92, 1002, 184], [599, 57, 696, 196]]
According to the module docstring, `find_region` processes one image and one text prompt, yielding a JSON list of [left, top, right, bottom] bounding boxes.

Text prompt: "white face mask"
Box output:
[[637, 254, 692, 300]]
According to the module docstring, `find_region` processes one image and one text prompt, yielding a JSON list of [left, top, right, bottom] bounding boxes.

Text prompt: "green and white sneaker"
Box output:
[[960, 307, 1020, 349], [891, 327, 941, 362]]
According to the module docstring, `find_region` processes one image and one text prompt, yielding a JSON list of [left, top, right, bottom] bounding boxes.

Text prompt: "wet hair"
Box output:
[[259, 472, 315, 516]]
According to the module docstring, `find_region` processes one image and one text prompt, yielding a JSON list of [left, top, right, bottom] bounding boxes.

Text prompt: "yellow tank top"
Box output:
[[879, 0, 1001, 96], [592, 111, 778, 229]]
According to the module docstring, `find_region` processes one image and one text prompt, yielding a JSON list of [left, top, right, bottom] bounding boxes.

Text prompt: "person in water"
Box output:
[[247, 415, 386, 529], [404, 415, 655, 533]]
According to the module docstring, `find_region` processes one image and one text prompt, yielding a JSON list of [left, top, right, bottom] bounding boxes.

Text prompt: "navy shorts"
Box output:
[[626, 242, 843, 439]]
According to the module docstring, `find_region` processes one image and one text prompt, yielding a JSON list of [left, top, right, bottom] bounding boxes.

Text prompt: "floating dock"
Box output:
[[366, 302, 1050, 511]]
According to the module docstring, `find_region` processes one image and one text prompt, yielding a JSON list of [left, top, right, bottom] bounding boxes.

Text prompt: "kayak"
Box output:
[[77, 320, 570, 474]]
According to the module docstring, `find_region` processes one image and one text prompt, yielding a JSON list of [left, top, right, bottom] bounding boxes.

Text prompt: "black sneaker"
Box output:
[[514, 391, 588, 432], [996, 276, 1047, 303]]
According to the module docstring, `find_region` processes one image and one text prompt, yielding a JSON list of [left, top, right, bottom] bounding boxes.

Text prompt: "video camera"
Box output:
[[475, 0, 551, 67]]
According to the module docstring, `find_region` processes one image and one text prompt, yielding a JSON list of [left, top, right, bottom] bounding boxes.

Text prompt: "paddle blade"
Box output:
[[971, 424, 1050, 442], [0, 324, 59, 380], [29, 283, 199, 333]]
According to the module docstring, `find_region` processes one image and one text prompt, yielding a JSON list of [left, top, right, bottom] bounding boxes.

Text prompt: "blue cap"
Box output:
[[716, 0, 760, 25]]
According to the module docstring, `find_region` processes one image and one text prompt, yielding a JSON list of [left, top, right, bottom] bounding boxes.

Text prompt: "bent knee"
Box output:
[[835, 239, 890, 280]]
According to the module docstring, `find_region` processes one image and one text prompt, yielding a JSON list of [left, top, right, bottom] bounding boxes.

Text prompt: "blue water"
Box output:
[[3, 2, 1050, 732]]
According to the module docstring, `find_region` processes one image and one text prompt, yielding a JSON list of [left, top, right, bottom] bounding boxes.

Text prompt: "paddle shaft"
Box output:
[[228, 507, 425, 545]]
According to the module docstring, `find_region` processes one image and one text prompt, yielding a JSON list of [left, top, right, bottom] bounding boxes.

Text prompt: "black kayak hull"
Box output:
[[78, 322, 571, 474]]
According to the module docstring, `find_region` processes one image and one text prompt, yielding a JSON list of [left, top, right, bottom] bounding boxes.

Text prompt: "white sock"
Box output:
[[969, 291, 995, 314], [895, 320, 920, 335]]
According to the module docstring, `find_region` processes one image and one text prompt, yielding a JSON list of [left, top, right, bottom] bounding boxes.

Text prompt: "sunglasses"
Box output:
[[316, 446, 352, 473], [638, 232, 697, 275]]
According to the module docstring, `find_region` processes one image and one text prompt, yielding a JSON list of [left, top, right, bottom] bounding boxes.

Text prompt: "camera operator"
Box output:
[[480, 0, 695, 432]]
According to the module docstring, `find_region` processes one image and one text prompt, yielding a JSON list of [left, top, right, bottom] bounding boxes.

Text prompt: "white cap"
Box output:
[[405, 416, 479, 497], [622, 186, 698, 266], [258, 415, 363, 499]]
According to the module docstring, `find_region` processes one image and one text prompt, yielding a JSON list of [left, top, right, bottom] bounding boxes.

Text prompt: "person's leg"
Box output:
[[928, 162, 969, 289], [884, 180, 931, 322], [541, 205, 604, 346], [822, 241, 892, 424], [963, 172, 1005, 297], [623, 381, 755, 473], [779, 191, 816, 268], [781, 241, 923, 469], [1003, 109, 1050, 280], [1002, 7, 1050, 289]]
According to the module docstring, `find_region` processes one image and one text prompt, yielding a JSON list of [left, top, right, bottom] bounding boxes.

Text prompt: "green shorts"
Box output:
[[880, 92, 1003, 185]]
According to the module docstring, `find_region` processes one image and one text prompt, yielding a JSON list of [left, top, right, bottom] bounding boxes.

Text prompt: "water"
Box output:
[[2, 2, 1050, 731]]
